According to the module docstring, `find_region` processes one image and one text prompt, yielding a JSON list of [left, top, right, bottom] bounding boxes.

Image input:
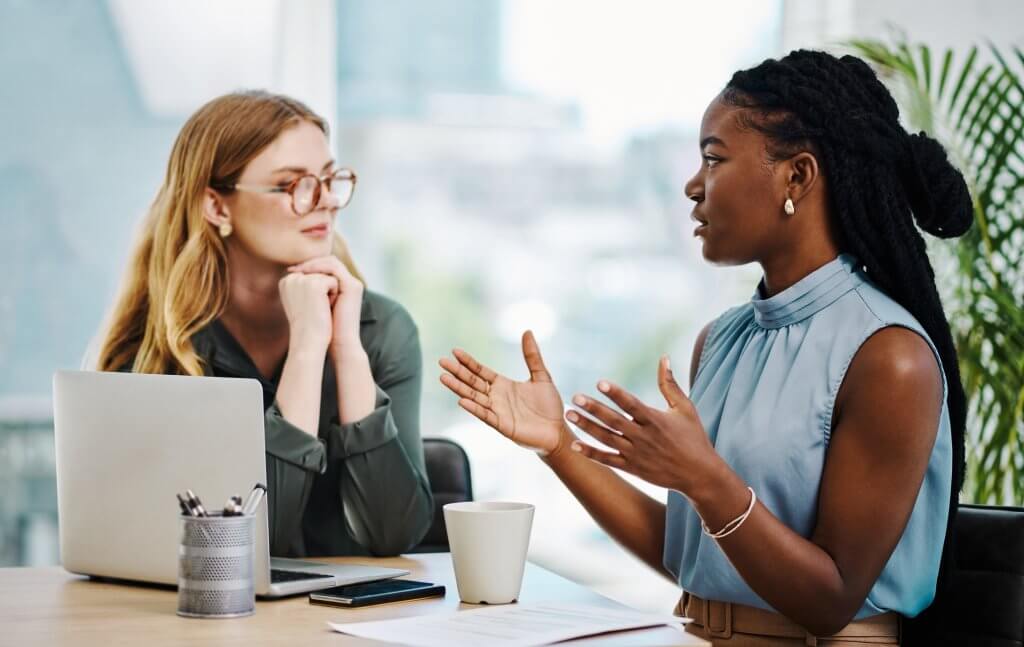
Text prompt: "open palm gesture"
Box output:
[[439, 331, 569, 455]]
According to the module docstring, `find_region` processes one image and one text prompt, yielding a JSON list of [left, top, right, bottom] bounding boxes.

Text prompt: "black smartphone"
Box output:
[[309, 579, 446, 607]]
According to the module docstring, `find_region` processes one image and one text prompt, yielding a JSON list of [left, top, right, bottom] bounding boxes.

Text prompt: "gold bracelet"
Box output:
[[700, 486, 756, 539]]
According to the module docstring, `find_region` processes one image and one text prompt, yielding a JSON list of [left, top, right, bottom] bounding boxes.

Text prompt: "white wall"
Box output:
[[782, 0, 1024, 53]]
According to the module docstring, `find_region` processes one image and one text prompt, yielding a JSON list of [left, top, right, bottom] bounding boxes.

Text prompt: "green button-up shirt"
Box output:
[[190, 290, 434, 557]]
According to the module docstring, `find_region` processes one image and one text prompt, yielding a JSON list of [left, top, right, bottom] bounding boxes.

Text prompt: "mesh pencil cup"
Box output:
[[177, 512, 255, 618]]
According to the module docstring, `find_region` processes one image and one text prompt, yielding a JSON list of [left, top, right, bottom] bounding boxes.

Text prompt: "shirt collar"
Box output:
[[751, 253, 863, 329]]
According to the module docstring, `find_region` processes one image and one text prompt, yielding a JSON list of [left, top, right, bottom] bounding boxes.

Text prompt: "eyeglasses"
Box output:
[[214, 168, 357, 215]]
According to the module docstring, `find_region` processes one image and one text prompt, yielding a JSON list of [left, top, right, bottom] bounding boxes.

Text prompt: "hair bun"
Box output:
[[903, 132, 974, 238]]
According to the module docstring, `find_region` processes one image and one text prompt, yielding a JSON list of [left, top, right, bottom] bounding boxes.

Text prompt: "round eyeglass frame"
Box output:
[[213, 168, 357, 216]]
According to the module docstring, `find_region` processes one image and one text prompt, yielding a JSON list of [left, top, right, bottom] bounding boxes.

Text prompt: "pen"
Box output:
[[177, 493, 195, 516], [222, 496, 241, 516], [241, 483, 267, 516], [186, 489, 208, 517]]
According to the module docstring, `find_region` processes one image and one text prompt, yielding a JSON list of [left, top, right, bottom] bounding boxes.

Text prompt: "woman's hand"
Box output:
[[287, 256, 365, 358], [439, 331, 573, 456], [278, 271, 338, 354], [565, 356, 726, 495]]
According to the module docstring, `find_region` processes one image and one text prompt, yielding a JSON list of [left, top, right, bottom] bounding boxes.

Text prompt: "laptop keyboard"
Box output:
[[270, 568, 334, 583]]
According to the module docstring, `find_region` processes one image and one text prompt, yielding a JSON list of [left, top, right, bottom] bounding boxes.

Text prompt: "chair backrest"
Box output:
[[901, 503, 1024, 646], [412, 438, 473, 553]]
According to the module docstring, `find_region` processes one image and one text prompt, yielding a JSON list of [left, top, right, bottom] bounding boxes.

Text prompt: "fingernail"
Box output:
[[597, 381, 610, 393], [566, 411, 578, 422], [571, 442, 582, 452], [572, 394, 586, 407], [663, 355, 671, 370]]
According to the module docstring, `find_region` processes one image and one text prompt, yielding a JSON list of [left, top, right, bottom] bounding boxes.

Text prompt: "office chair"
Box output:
[[901, 503, 1024, 646], [411, 438, 473, 553]]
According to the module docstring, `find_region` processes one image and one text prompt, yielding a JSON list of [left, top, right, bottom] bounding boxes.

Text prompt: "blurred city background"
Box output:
[[1, 0, 1020, 613]]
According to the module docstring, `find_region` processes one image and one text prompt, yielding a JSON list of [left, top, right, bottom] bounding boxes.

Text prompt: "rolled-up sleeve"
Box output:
[[264, 403, 327, 554], [324, 307, 434, 556]]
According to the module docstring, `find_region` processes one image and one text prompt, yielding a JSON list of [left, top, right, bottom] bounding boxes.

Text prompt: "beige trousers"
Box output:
[[676, 592, 900, 646]]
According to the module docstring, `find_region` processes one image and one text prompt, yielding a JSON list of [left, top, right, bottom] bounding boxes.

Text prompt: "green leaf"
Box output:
[[954, 63, 994, 133], [920, 44, 933, 91], [948, 46, 980, 112], [937, 49, 954, 98], [848, 37, 1024, 505]]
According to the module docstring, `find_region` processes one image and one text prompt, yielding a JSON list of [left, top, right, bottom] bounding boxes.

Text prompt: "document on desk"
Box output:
[[327, 602, 691, 647]]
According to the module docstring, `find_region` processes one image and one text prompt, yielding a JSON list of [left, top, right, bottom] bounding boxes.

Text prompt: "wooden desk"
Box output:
[[0, 553, 708, 646]]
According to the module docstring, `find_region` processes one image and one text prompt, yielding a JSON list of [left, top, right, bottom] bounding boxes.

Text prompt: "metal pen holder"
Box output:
[[177, 512, 255, 618]]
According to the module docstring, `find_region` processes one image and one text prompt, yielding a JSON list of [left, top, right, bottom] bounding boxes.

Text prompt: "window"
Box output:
[[0, 0, 778, 611]]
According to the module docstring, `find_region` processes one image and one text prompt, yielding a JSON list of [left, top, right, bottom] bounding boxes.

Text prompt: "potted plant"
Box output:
[[849, 37, 1024, 506]]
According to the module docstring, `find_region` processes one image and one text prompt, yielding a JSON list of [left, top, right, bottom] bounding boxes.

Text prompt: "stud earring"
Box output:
[[218, 222, 233, 238], [784, 198, 795, 215]]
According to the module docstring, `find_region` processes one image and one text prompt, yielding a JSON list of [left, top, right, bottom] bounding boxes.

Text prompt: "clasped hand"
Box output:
[[279, 255, 364, 357]]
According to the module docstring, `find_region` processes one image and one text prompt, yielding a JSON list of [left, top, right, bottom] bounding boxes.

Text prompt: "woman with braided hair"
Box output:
[[440, 49, 971, 645]]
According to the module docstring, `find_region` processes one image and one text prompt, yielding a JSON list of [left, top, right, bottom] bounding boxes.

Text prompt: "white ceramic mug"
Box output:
[[443, 501, 535, 604]]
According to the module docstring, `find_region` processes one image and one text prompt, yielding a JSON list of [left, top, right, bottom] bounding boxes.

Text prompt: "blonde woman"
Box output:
[[98, 91, 433, 557]]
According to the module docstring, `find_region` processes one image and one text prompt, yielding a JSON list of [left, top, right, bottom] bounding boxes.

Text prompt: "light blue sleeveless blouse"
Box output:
[[663, 253, 952, 619]]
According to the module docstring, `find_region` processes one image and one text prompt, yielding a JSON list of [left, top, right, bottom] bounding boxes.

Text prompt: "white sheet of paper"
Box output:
[[327, 602, 691, 647]]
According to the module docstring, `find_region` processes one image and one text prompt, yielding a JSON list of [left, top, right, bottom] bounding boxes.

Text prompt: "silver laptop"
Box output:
[[53, 369, 409, 597]]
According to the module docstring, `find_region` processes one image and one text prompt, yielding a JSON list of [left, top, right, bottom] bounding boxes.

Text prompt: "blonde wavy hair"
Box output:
[[97, 90, 362, 375]]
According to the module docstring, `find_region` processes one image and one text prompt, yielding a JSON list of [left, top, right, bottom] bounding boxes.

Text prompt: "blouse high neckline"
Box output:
[[751, 254, 863, 329]]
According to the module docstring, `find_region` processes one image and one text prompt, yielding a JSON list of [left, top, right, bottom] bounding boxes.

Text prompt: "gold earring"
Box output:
[[218, 222, 233, 238], [784, 198, 795, 215]]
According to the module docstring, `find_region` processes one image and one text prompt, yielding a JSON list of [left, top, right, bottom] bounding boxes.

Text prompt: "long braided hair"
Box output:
[[723, 50, 972, 600]]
